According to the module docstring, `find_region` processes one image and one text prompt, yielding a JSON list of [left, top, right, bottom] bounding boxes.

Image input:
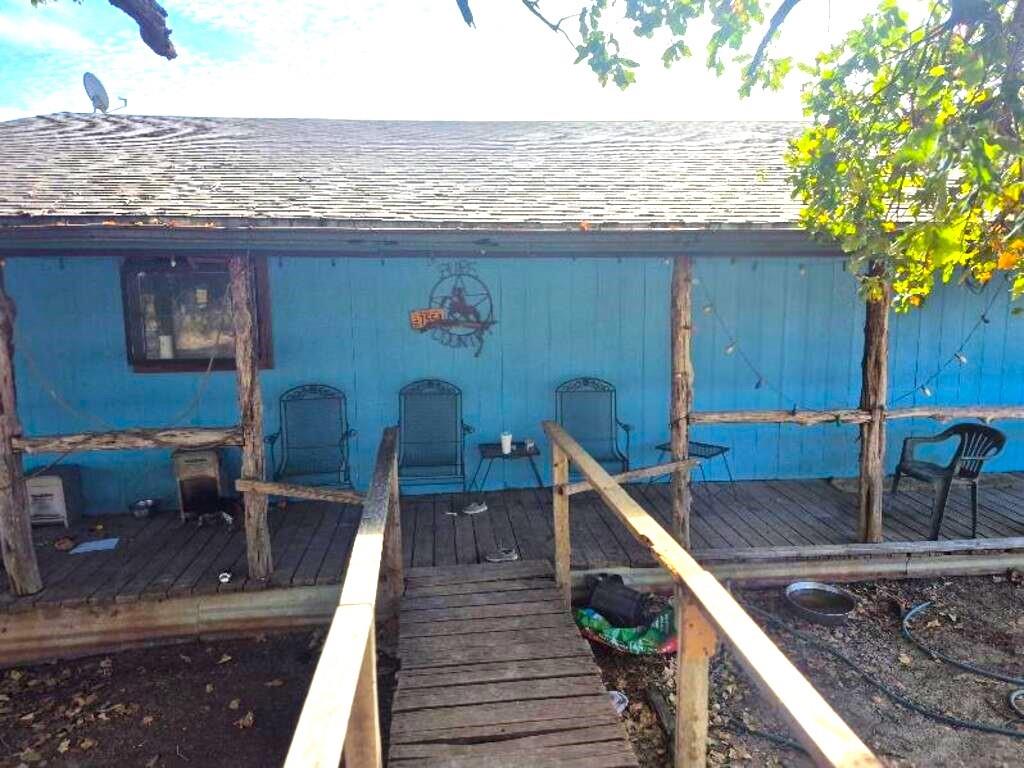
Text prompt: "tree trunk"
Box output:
[[228, 255, 272, 580], [0, 267, 42, 595], [671, 256, 694, 547], [858, 268, 889, 543]]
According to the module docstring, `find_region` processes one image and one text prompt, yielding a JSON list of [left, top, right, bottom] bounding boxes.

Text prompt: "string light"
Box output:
[[696, 273, 801, 409], [798, 264, 807, 276], [892, 275, 1008, 403]]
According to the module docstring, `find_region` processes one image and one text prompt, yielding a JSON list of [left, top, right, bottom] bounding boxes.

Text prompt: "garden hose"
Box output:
[[742, 602, 1024, 740], [902, 601, 1024, 721]]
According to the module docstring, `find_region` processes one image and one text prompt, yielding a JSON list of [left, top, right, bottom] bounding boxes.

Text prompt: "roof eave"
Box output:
[[0, 218, 840, 259]]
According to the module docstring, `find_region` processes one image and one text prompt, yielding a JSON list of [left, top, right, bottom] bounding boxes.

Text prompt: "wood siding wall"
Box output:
[[8, 256, 1024, 513]]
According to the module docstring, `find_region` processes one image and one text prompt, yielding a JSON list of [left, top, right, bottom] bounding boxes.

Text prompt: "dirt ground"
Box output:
[[594, 574, 1024, 768], [2, 574, 1021, 767], [0, 629, 399, 768]]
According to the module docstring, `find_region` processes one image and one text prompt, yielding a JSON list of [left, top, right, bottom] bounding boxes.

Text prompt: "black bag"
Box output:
[[585, 574, 654, 628]]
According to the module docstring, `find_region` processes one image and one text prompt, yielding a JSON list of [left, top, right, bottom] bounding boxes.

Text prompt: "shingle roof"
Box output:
[[0, 113, 804, 229]]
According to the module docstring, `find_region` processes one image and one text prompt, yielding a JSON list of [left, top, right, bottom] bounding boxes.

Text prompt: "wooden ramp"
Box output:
[[389, 560, 638, 768]]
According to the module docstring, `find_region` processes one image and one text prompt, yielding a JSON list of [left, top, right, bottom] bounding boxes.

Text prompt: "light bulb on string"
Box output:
[[798, 264, 807, 276], [724, 342, 736, 356], [702, 304, 713, 315], [920, 384, 933, 397], [954, 352, 968, 365]]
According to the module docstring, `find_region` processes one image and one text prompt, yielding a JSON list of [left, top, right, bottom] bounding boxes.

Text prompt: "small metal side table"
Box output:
[[470, 441, 544, 490]]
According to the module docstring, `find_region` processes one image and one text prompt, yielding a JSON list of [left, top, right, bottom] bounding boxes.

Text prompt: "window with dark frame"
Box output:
[[121, 256, 272, 372]]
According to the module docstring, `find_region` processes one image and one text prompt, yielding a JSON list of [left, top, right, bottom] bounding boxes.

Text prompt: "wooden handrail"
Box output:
[[284, 426, 401, 768], [542, 420, 881, 768], [235, 479, 364, 506], [13, 425, 243, 453]]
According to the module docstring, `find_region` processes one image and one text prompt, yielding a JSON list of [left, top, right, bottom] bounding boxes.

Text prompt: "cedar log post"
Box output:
[[858, 266, 889, 543], [228, 255, 272, 580], [670, 255, 694, 547], [0, 266, 42, 595]]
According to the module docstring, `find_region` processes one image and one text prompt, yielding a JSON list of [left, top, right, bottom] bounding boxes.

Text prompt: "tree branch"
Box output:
[[520, 0, 575, 47], [108, 0, 176, 60], [745, 0, 802, 81]]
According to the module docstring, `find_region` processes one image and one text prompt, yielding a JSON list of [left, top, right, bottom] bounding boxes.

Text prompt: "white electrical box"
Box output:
[[27, 465, 83, 527]]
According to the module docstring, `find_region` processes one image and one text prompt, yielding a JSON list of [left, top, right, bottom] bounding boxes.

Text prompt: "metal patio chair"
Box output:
[[267, 384, 356, 488], [398, 379, 473, 490], [892, 423, 1006, 540], [555, 377, 632, 473]]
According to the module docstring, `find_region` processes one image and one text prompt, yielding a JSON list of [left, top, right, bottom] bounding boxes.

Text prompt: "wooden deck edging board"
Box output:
[[0, 582, 340, 668], [390, 561, 638, 768]]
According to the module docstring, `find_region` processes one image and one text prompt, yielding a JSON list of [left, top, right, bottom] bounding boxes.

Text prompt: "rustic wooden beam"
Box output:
[[14, 426, 242, 454], [284, 603, 375, 768], [542, 420, 881, 768], [344, 613, 383, 768], [675, 587, 717, 768], [379, 429, 403, 640], [340, 426, 400, 607], [234, 479, 363, 506], [689, 409, 871, 425], [228, 254, 272, 580], [0, 268, 41, 596], [858, 271, 888, 544], [671, 255, 694, 548], [560, 459, 697, 496], [552, 440, 571, 607], [886, 405, 1024, 422]]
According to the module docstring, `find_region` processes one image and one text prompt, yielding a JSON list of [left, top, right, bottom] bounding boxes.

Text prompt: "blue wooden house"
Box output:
[[0, 114, 1022, 660]]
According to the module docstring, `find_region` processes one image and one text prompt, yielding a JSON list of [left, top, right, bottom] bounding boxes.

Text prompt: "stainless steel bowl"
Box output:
[[129, 498, 159, 519], [784, 581, 857, 625]]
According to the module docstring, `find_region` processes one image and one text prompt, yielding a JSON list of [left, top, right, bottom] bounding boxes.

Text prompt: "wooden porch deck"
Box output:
[[402, 474, 1024, 570], [3, 475, 1024, 664]]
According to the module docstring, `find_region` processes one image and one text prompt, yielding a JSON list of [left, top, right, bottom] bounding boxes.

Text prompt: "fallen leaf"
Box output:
[[9, 669, 23, 681], [20, 748, 42, 764], [228, 698, 240, 710], [79, 738, 97, 751], [179, 654, 192, 664], [53, 537, 76, 551], [898, 652, 913, 667], [205, 683, 214, 694], [142, 715, 154, 726], [57, 739, 71, 754], [217, 654, 232, 665], [145, 757, 159, 768], [235, 711, 255, 729], [264, 679, 285, 688]]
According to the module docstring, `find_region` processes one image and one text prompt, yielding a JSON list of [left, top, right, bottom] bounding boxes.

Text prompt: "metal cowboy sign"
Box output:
[[409, 261, 496, 357]]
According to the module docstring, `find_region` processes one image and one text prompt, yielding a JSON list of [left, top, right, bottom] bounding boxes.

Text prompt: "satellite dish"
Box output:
[[83, 72, 109, 113]]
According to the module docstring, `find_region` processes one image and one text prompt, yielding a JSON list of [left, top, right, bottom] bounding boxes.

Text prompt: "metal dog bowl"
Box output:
[[784, 581, 857, 625], [129, 498, 160, 519]]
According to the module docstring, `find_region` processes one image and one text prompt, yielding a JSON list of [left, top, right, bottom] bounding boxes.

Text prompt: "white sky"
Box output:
[[0, 1, 903, 122]]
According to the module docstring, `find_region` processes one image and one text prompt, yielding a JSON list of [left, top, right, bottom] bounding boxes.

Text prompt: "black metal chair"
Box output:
[[398, 379, 473, 490], [654, 439, 736, 496], [267, 384, 356, 488], [555, 377, 632, 473], [892, 423, 1006, 540]]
